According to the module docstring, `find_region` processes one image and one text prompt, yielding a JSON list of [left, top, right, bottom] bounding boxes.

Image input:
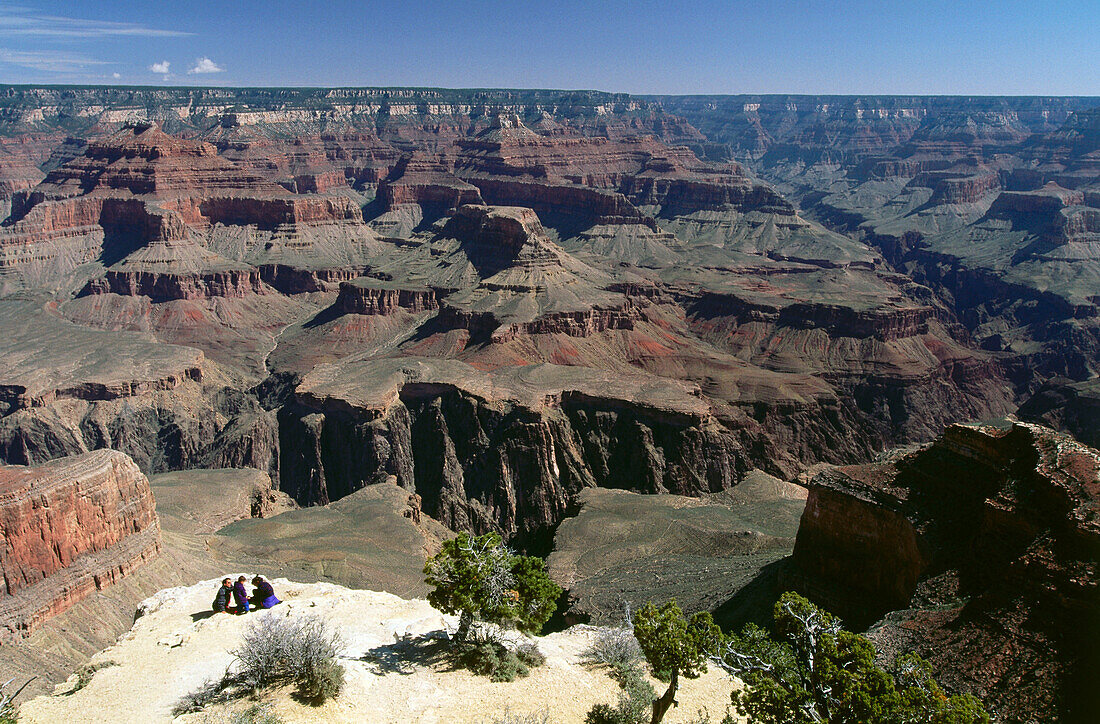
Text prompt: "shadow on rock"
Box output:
[[712, 558, 789, 631], [361, 630, 453, 676]]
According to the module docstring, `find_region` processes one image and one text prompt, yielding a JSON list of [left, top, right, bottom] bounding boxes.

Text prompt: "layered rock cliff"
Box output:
[[0, 449, 161, 638], [280, 358, 748, 544]]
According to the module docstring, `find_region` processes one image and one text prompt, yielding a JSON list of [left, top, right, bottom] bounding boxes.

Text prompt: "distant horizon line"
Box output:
[[2, 82, 1099, 100]]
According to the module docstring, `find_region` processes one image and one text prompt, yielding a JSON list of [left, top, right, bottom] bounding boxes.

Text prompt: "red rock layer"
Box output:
[[209, 126, 402, 190], [335, 282, 439, 315], [0, 449, 161, 638], [379, 154, 483, 210], [85, 268, 267, 301]]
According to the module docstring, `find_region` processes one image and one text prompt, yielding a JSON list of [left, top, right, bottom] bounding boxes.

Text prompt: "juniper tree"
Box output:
[[713, 592, 989, 724], [424, 532, 561, 642], [631, 599, 723, 724]]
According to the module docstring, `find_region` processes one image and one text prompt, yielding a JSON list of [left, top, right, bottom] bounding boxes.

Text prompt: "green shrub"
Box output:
[[459, 641, 502, 676], [66, 661, 117, 695], [632, 600, 722, 724], [456, 640, 531, 682], [424, 533, 561, 641], [718, 592, 991, 724], [224, 703, 283, 724], [491, 652, 530, 683], [298, 656, 344, 704], [585, 662, 655, 724]]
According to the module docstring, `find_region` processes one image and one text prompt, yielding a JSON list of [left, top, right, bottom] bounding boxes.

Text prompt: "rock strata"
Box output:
[[0, 449, 161, 638]]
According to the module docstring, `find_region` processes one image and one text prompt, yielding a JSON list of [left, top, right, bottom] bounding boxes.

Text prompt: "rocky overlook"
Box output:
[[18, 578, 737, 723]]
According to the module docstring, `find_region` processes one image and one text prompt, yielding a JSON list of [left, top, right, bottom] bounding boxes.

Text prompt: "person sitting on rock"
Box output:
[[212, 577, 233, 613], [232, 575, 251, 614], [250, 575, 281, 609]]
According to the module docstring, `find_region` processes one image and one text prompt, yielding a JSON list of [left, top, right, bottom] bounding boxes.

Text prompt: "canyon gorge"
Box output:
[[0, 86, 1097, 722]]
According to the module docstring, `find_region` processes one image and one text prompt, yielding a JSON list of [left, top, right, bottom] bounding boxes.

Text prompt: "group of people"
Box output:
[[212, 575, 281, 614]]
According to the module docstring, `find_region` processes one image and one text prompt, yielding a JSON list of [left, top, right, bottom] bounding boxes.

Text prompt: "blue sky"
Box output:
[[0, 1, 1096, 94]]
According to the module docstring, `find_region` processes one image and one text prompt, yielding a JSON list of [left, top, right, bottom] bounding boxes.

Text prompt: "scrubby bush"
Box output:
[[516, 641, 546, 668], [581, 625, 644, 672], [233, 613, 345, 703], [175, 613, 346, 714], [220, 703, 284, 724], [424, 532, 561, 641], [66, 661, 117, 695], [457, 640, 530, 682], [492, 709, 552, 724], [297, 656, 344, 704], [173, 677, 235, 715]]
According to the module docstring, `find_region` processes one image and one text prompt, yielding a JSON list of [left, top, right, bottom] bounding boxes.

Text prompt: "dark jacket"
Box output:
[[213, 585, 232, 612], [233, 581, 249, 606]]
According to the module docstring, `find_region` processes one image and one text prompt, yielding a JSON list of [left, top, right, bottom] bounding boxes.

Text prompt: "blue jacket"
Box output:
[[253, 580, 280, 608], [233, 581, 249, 606]]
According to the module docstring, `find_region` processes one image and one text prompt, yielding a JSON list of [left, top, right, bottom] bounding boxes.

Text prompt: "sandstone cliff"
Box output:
[[0, 449, 161, 638]]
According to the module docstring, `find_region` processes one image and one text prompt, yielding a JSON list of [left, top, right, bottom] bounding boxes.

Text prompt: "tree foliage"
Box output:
[[715, 592, 990, 724], [0, 677, 34, 724], [632, 600, 722, 724], [424, 532, 561, 640]]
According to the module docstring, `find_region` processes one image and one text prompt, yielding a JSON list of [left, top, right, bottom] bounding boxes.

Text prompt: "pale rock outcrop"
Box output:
[[21, 578, 740, 723]]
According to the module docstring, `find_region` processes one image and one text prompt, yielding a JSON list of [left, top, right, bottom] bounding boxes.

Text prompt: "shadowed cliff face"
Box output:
[[278, 359, 749, 544], [785, 421, 1100, 723]]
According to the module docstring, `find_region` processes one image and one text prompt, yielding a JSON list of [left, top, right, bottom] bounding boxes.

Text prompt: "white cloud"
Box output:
[[0, 8, 192, 38], [112, 72, 121, 79], [187, 57, 223, 74], [149, 60, 170, 74], [0, 48, 109, 73]]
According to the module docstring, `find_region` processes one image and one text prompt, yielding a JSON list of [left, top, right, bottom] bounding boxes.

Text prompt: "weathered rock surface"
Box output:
[[217, 481, 450, 597], [283, 357, 749, 542], [785, 420, 1100, 722], [19, 578, 739, 724], [0, 123, 380, 295], [0, 449, 161, 638], [0, 298, 278, 475]]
